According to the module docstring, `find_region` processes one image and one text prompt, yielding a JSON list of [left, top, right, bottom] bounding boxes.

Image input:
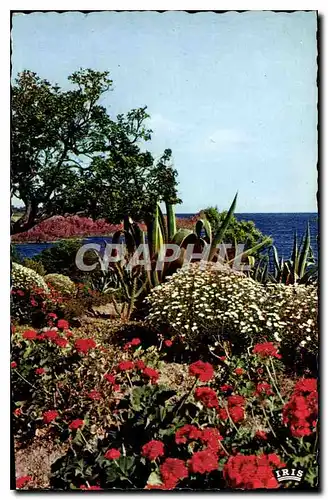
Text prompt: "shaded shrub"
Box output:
[[22, 258, 46, 276], [45, 274, 76, 296]]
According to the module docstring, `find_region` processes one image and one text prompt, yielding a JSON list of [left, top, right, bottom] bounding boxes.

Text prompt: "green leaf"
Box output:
[[147, 470, 162, 486]]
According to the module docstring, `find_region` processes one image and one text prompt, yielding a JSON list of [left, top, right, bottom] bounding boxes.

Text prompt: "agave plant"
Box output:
[[252, 223, 317, 285]]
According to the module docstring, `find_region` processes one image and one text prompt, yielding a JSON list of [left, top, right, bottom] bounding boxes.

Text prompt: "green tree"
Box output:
[[11, 69, 180, 234]]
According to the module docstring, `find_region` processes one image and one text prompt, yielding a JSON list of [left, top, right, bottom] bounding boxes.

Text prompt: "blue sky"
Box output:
[[12, 11, 317, 213]]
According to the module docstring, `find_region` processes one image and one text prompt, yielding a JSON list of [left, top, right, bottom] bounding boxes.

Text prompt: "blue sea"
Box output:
[[14, 213, 318, 261]]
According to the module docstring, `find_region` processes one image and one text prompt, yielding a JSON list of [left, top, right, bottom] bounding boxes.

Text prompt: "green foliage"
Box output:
[[11, 69, 180, 234], [204, 205, 272, 257], [11, 244, 22, 264], [22, 258, 46, 276], [34, 239, 87, 279]]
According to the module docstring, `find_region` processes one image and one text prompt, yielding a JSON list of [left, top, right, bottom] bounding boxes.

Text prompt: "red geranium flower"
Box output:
[[141, 440, 165, 461], [14, 408, 22, 416], [135, 360, 146, 370], [294, 378, 317, 394], [175, 425, 202, 444], [69, 419, 84, 430], [57, 319, 69, 330], [255, 430, 268, 440], [142, 366, 160, 384], [234, 368, 244, 376], [223, 454, 285, 489], [200, 428, 223, 453], [35, 367, 45, 375], [48, 313, 57, 319], [54, 337, 68, 348], [218, 408, 229, 421], [87, 390, 102, 400], [16, 475, 32, 489], [43, 410, 58, 424], [189, 360, 214, 382], [160, 458, 188, 489], [11, 361, 17, 369], [253, 342, 282, 359], [130, 338, 141, 346], [220, 384, 233, 393], [229, 406, 245, 423], [22, 329, 37, 340], [117, 360, 134, 371], [44, 329, 58, 340], [255, 382, 273, 396], [104, 448, 121, 460], [164, 340, 173, 347], [104, 374, 116, 384], [227, 395, 245, 407], [195, 387, 219, 408], [75, 338, 96, 354], [189, 449, 218, 474]]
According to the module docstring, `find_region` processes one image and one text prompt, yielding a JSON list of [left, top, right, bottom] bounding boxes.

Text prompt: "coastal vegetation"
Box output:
[[11, 69, 318, 491]]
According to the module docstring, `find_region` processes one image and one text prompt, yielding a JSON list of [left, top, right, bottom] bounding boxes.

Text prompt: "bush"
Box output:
[[203, 206, 272, 253], [22, 258, 46, 276], [11, 262, 48, 292], [33, 239, 84, 278], [145, 263, 318, 370], [11, 323, 318, 490], [11, 263, 49, 325], [45, 274, 76, 296]]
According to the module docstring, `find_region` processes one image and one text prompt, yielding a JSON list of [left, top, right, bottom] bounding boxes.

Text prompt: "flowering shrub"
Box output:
[[145, 263, 318, 369], [45, 274, 76, 296], [11, 262, 48, 292], [11, 319, 318, 490]]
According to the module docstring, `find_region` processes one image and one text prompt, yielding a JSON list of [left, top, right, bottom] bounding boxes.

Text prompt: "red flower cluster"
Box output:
[[234, 368, 244, 376], [22, 329, 37, 340], [282, 378, 318, 438], [35, 367, 45, 375], [189, 361, 214, 382], [135, 360, 146, 370], [253, 342, 282, 359], [195, 387, 218, 409], [87, 390, 102, 400], [74, 338, 96, 354], [54, 337, 68, 348], [175, 424, 202, 444], [175, 425, 222, 455], [189, 449, 218, 474], [16, 475, 33, 489], [124, 338, 141, 350], [57, 319, 69, 330], [44, 330, 58, 340], [117, 360, 134, 371], [104, 448, 121, 460], [43, 410, 58, 424], [219, 395, 245, 423], [223, 453, 285, 489], [255, 382, 273, 396], [142, 366, 160, 384], [14, 408, 22, 416], [11, 361, 17, 369], [160, 458, 188, 489], [255, 430, 268, 440], [69, 419, 84, 430], [104, 374, 116, 384], [141, 440, 165, 461], [164, 340, 173, 347]]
